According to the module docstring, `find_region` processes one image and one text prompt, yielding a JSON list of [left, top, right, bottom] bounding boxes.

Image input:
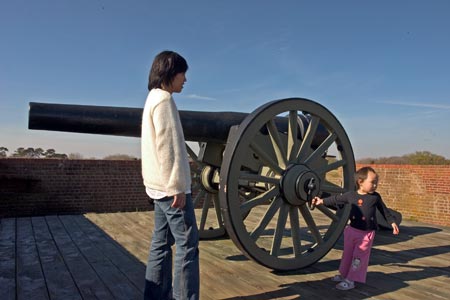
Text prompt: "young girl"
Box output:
[[142, 50, 199, 300], [312, 166, 399, 290]]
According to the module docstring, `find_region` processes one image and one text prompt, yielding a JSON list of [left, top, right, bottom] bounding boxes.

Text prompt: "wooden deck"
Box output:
[[1, 211, 450, 300]]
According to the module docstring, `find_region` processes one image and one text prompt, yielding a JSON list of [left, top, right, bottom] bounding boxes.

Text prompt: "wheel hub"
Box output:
[[200, 165, 219, 193], [281, 164, 320, 206]]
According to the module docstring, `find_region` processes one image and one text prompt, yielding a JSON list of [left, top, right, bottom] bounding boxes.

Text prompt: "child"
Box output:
[[312, 166, 399, 290], [142, 50, 199, 300]]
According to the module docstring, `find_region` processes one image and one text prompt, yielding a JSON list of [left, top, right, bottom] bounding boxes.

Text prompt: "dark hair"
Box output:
[[355, 166, 377, 187], [148, 50, 188, 91]]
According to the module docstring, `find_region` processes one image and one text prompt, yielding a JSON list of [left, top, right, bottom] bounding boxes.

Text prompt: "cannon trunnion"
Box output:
[[29, 98, 356, 271]]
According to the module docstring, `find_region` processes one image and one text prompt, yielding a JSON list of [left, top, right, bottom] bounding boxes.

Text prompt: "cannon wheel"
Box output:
[[219, 98, 355, 271], [187, 143, 226, 239]]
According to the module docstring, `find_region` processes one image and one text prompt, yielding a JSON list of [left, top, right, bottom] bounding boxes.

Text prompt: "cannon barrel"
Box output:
[[28, 102, 328, 145], [28, 102, 249, 143]]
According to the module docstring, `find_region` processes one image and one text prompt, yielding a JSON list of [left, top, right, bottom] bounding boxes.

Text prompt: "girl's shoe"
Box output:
[[336, 279, 355, 290], [331, 274, 344, 282]]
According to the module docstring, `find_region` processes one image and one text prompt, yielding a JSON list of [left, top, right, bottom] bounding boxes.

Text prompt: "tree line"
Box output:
[[0, 147, 137, 160], [356, 151, 450, 165], [1, 147, 448, 164], [0, 147, 68, 159]]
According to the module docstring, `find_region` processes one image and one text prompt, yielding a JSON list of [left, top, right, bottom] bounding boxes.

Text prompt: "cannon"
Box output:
[[29, 98, 357, 271]]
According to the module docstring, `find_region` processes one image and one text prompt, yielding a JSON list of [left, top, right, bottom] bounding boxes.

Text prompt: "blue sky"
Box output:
[[1, 0, 449, 159]]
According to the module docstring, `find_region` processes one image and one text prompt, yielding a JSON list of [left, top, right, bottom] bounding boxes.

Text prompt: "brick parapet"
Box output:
[[0, 158, 151, 217], [1, 159, 449, 227]]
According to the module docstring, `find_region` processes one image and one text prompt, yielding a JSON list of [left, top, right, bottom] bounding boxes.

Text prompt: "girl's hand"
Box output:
[[391, 222, 400, 235], [312, 197, 323, 206]]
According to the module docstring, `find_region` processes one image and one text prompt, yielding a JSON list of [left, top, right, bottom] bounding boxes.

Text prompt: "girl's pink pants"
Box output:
[[339, 226, 375, 283]]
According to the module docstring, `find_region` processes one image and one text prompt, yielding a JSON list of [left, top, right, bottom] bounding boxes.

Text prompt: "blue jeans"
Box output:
[[144, 194, 199, 300]]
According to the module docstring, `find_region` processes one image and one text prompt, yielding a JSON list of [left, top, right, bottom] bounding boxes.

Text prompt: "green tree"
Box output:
[[11, 147, 67, 159], [12, 147, 28, 157], [357, 151, 450, 165], [404, 151, 449, 165], [44, 148, 56, 157], [0, 147, 8, 157], [33, 148, 45, 158], [44, 148, 67, 159]]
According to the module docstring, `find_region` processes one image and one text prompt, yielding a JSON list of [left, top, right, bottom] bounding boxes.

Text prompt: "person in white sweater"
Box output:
[[142, 50, 199, 300]]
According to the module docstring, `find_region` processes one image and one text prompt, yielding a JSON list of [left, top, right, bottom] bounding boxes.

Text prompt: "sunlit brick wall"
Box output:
[[357, 164, 450, 227]]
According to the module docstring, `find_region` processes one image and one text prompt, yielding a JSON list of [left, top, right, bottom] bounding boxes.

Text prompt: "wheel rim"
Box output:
[[219, 98, 355, 270], [187, 144, 226, 239]]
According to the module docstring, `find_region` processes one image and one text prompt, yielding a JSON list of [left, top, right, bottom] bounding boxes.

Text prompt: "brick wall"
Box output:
[[357, 164, 450, 227], [1, 159, 449, 227], [0, 158, 151, 217]]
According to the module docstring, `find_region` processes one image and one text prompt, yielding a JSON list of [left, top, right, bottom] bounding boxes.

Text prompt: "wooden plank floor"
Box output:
[[1, 211, 450, 300]]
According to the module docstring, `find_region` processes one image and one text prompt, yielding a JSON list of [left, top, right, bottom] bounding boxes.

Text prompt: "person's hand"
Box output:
[[391, 222, 400, 235], [312, 197, 323, 206], [171, 193, 186, 209]]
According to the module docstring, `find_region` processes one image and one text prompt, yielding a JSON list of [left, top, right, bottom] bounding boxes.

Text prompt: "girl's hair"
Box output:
[[355, 166, 377, 187], [148, 50, 188, 91]]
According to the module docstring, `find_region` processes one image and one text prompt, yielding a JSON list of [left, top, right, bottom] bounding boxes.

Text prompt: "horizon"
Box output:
[[1, 141, 448, 161]]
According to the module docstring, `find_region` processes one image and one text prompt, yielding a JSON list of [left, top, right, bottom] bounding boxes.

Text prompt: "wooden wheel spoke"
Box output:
[[250, 141, 284, 175], [321, 181, 347, 194], [267, 119, 287, 169], [239, 172, 280, 185], [212, 194, 223, 225], [316, 205, 340, 222], [296, 115, 320, 162], [316, 159, 346, 175], [287, 110, 300, 162], [199, 193, 211, 231], [304, 132, 337, 164], [250, 197, 282, 240], [299, 205, 323, 245], [240, 187, 279, 216], [289, 206, 302, 257], [270, 202, 289, 256]]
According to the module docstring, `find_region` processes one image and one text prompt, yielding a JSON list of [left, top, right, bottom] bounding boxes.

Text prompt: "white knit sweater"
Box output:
[[141, 88, 191, 196]]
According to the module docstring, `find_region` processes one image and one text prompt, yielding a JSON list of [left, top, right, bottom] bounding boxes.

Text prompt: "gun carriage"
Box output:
[[29, 98, 356, 271]]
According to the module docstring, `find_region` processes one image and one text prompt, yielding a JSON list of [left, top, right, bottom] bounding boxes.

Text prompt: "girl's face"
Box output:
[[170, 72, 186, 93], [358, 171, 378, 194]]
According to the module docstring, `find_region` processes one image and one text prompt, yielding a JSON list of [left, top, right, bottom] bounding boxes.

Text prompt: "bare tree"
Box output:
[[68, 153, 84, 159], [103, 154, 138, 160]]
